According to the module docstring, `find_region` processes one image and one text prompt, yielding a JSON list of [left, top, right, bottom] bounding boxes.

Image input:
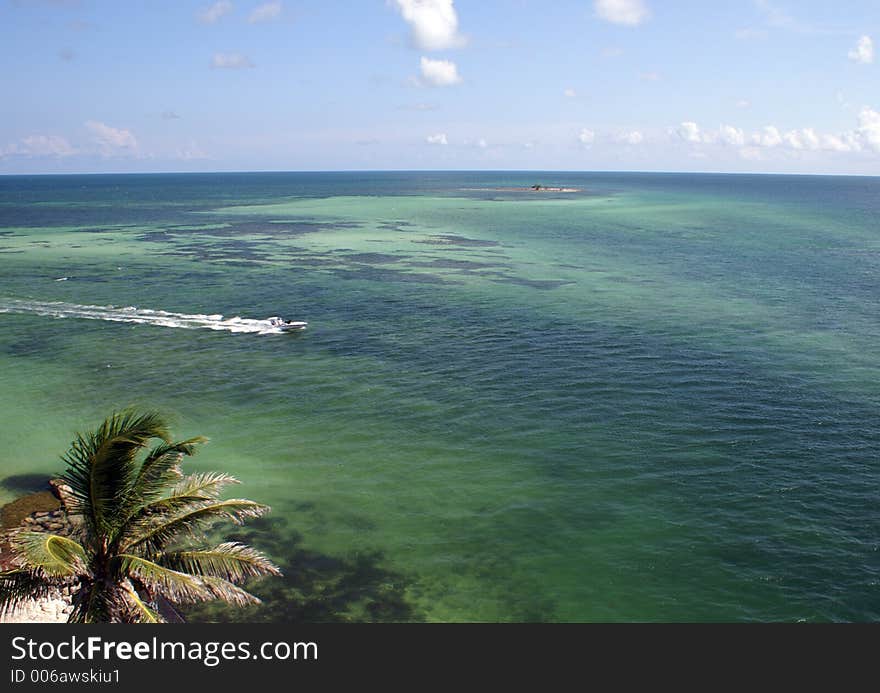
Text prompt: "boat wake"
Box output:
[[0, 299, 302, 335]]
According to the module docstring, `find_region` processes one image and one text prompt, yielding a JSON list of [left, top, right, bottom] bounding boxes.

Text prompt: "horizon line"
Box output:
[[2, 168, 879, 179]]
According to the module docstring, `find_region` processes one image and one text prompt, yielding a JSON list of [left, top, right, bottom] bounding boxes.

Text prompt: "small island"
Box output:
[[461, 184, 583, 193], [529, 184, 580, 192]]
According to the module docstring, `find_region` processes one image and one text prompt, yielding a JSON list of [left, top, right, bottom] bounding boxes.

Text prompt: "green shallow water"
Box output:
[[1, 171, 878, 621]]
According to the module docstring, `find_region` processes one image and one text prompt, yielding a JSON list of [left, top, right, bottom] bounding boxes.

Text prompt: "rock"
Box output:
[[0, 491, 61, 529], [48, 479, 74, 502]]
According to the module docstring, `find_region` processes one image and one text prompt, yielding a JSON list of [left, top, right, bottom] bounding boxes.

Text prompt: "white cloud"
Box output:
[[198, 1, 233, 24], [736, 99, 751, 109], [476, 138, 487, 148], [211, 52, 254, 69], [578, 128, 595, 145], [783, 127, 820, 150], [594, 0, 650, 26], [676, 117, 876, 156], [639, 71, 660, 81], [85, 120, 138, 156], [719, 124, 746, 146], [752, 125, 782, 147], [2, 134, 76, 159], [848, 35, 874, 64], [821, 133, 860, 153], [426, 133, 448, 145], [857, 106, 880, 152], [419, 56, 461, 86], [799, 129, 822, 150], [24, 134, 76, 157], [249, 1, 281, 23], [391, 0, 465, 51], [676, 121, 703, 144], [616, 130, 643, 145], [564, 88, 576, 98]]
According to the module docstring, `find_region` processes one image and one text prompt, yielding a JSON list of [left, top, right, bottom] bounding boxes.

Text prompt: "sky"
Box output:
[[1, 0, 879, 175]]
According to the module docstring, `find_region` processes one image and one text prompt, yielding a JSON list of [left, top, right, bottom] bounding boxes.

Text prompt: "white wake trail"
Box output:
[[0, 299, 298, 335]]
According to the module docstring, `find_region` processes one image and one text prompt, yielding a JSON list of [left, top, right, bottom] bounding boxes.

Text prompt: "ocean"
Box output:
[[0, 171, 878, 621]]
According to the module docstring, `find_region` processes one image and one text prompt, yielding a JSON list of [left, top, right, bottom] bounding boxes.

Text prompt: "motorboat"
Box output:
[[268, 317, 308, 332]]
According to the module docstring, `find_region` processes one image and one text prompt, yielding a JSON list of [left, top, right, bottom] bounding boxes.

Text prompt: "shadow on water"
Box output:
[[184, 517, 424, 623], [0, 473, 52, 494]]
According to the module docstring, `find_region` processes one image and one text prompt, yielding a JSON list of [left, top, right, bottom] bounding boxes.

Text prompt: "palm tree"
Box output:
[[0, 410, 280, 622]]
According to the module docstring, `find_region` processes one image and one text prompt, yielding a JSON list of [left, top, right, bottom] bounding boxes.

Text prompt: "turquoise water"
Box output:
[[1, 171, 878, 622]]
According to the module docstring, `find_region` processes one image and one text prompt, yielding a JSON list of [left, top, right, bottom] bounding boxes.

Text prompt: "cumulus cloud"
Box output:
[[85, 120, 138, 156], [249, 1, 281, 23], [752, 125, 782, 147], [676, 121, 704, 143], [736, 99, 751, 109], [578, 128, 595, 145], [821, 132, 860, 153], [616, 130, 644, 145], [857, 106, 880, 152], [2, 134, 77, 159], [564, 88, 576, 98], [211, 52, 254, 69], [23, 134, 76, 156], [426, 133, 448, 145], [675, 115, 879, 156], [391, 0, 465, 51], [782, 127, 820, 150], [719, 124, 746, 146], [476, 138, 487, 148], [419, 56, 461, 86], [848, 35, 874, 64], [594, 0, 650, 26], [161, 110, 181, 120], [198, 1, 233, 24]]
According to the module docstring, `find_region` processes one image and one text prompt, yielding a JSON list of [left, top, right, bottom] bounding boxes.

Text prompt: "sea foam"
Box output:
[[0, 299, 294, 335]]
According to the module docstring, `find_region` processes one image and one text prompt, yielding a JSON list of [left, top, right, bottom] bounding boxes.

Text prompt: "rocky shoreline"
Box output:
[[0, 481, 77, 623]]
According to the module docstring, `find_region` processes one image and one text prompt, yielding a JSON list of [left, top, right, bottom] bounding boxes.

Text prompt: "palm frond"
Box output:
[[118, 579, 163, 623], [114, 554, 213, 604], [120, 499, 271, 554], [199, 575, 263, 607], [157, 542, 281, 583], [60, 410, 171, 536], [171, 472, 239, 500], [127, 437, 208, 504], [0, 569, 56, 614], [7, 531, 88, 577], [113, 497, 221, 550]]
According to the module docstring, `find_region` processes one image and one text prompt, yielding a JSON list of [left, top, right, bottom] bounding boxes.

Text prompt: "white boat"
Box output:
[[268, 317, 308, 332]]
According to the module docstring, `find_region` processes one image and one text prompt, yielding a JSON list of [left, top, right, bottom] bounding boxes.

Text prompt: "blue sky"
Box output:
[[1, 0, 879, 174]]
